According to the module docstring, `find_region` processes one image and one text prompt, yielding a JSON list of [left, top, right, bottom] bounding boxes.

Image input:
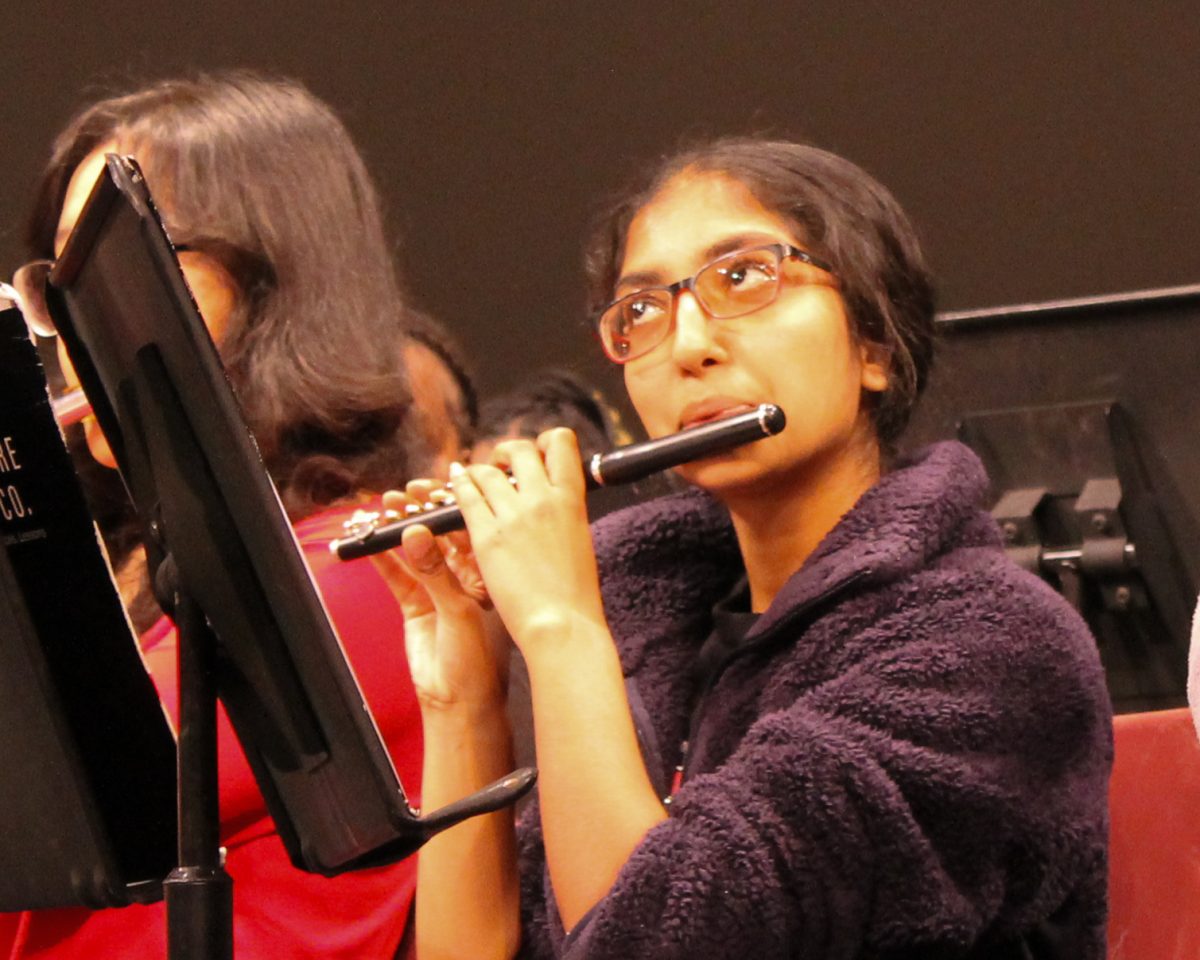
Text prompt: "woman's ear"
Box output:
[[859, 341, 890, 394], [176, 250, 240, 345]]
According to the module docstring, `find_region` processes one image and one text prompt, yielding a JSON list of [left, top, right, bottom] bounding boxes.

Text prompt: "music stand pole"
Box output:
[[161, 559, 233, 960]]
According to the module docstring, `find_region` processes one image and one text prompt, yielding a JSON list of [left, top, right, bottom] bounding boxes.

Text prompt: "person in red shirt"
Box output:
[[5, 71, 472, 959]]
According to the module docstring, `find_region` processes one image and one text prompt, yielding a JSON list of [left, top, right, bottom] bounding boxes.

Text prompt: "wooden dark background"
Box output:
[[3, 1, 1198, 406]]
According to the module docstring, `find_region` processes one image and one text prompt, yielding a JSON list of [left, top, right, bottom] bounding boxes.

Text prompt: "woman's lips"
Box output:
[[678, 400, 756, 430]]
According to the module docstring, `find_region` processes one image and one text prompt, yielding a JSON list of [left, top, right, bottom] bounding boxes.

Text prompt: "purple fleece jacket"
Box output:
[[515, 441, 1112, 960]]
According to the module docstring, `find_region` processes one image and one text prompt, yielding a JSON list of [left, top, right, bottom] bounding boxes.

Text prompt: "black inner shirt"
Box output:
[[689, 576, 761, 717]]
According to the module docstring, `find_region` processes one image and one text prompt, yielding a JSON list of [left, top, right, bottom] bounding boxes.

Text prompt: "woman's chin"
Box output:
[[673, 455, 772, 498]]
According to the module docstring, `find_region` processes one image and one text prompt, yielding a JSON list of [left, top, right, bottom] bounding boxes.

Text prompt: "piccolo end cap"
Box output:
[[759, 403, 786, 435]]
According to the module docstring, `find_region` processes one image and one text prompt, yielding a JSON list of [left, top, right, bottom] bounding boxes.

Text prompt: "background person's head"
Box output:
[[27, 71, 421, 517], [403, 311, 480, 477], [585, 137, 936, 453], [471, 369, 625, 465], [472, 368, 635, 521]]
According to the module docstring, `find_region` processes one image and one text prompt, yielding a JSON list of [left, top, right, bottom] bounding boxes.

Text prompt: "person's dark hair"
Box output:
[[403, 309, 480, 447], [27, 71, 421, 517], [584, 137, 936, 446], [476, 369, 625, 461]]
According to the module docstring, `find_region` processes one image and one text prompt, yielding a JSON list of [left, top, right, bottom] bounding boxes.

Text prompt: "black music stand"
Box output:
[[45, 155, 533, 959], [0, 298, 177, 912], [907, 288, 1200, 711]]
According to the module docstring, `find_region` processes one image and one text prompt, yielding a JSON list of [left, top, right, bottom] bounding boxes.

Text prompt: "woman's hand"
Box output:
[[387, 478, 492, 608], [371, 481, 507, 712], [449, 428, 608, 653], [377, 490, 525, 960]]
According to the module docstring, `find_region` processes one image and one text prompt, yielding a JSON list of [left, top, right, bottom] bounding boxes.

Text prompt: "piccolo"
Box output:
[[331, 403, 786, 562], [52, 389, 93, 426]]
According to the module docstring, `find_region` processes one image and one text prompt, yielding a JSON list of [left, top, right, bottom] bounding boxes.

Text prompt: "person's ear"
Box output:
[[859, 341, 890, 394]]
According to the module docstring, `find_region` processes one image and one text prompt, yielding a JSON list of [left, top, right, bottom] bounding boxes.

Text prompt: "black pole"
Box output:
[[163, 580, 233, 960]]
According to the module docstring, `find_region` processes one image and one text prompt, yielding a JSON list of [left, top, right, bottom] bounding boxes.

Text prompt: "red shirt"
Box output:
[[6, 502, 422, 960]]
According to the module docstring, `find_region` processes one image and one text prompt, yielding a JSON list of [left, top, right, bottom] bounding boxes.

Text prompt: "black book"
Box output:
[[0, 299, 175, 910]]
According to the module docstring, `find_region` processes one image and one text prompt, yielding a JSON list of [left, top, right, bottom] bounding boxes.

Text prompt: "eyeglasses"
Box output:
[[10, 244, 200, 342], [596, 243, 835, 364], [11, 259, 55, 340]]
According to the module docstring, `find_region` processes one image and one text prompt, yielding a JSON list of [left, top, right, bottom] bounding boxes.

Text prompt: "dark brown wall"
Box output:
[[4, 2, 1198, 403]]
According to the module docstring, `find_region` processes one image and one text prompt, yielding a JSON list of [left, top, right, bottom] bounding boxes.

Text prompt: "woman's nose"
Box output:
[[670, 292, 725, 370]]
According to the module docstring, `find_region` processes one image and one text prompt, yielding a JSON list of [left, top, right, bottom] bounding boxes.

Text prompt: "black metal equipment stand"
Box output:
[[970, 402, 1192, 710], [159, 560, 233, 960], [40, 154, 536, 958]]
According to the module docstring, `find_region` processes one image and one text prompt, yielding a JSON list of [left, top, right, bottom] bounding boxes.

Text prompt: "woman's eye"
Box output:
[[720, 256, 775, 291], [621, 297, 667, 330]]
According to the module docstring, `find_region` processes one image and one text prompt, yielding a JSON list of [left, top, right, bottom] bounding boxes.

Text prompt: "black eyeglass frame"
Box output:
[[595, 243, 836, 364]]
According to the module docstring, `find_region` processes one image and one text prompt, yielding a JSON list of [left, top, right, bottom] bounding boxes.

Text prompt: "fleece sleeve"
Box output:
[[517, 581, 1111, 960]]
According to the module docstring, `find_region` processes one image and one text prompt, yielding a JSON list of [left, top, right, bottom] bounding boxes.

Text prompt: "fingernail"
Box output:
[[409, 539, 441, 574]]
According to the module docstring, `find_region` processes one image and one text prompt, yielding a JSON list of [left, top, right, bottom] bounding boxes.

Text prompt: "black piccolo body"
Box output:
[[331, 403, 786, 561]]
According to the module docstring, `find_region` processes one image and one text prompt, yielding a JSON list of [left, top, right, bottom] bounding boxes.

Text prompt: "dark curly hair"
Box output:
[[584, 137, 936, 447], [476, 369, 625, 461]]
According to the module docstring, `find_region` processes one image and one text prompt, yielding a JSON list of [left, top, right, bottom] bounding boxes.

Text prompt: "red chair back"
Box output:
[[1107, 707, 1200, 959]]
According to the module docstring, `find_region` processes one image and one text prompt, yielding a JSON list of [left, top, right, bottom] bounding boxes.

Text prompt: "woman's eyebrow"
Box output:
[[613, 268, 664, 292], [699, 231, 783, 262], [615, 231, 788, 293]]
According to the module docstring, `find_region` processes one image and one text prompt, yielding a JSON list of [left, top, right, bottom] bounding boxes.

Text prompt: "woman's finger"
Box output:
[[455, 461, 515, 518], [381, 478, 451, 517], [445, 528, 473, 556], [410, 479, 456, 508], [446, 461, 494, 533], [500, 438, 551, 495], [381, 488, 407, 513], [401, 523, 447, 577], [369, 544, 433, 620], [443, 536, 492, 609], [404, 478, 437, 501], [539, 427, 586, 495], [396, 524, 477, 614]]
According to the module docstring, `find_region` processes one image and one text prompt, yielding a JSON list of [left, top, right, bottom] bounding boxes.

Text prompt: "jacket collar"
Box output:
[[751, 440, 998, 638], [593, 441, 997, 645]]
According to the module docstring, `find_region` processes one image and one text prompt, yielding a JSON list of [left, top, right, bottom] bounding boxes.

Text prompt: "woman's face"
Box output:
[[55, 144, 240, 468], [618, 171, 887, 497]]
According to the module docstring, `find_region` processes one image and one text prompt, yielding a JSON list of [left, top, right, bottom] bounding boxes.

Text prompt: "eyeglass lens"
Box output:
[[602, 246, 784, 362], [693, 247, 784, 317]]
